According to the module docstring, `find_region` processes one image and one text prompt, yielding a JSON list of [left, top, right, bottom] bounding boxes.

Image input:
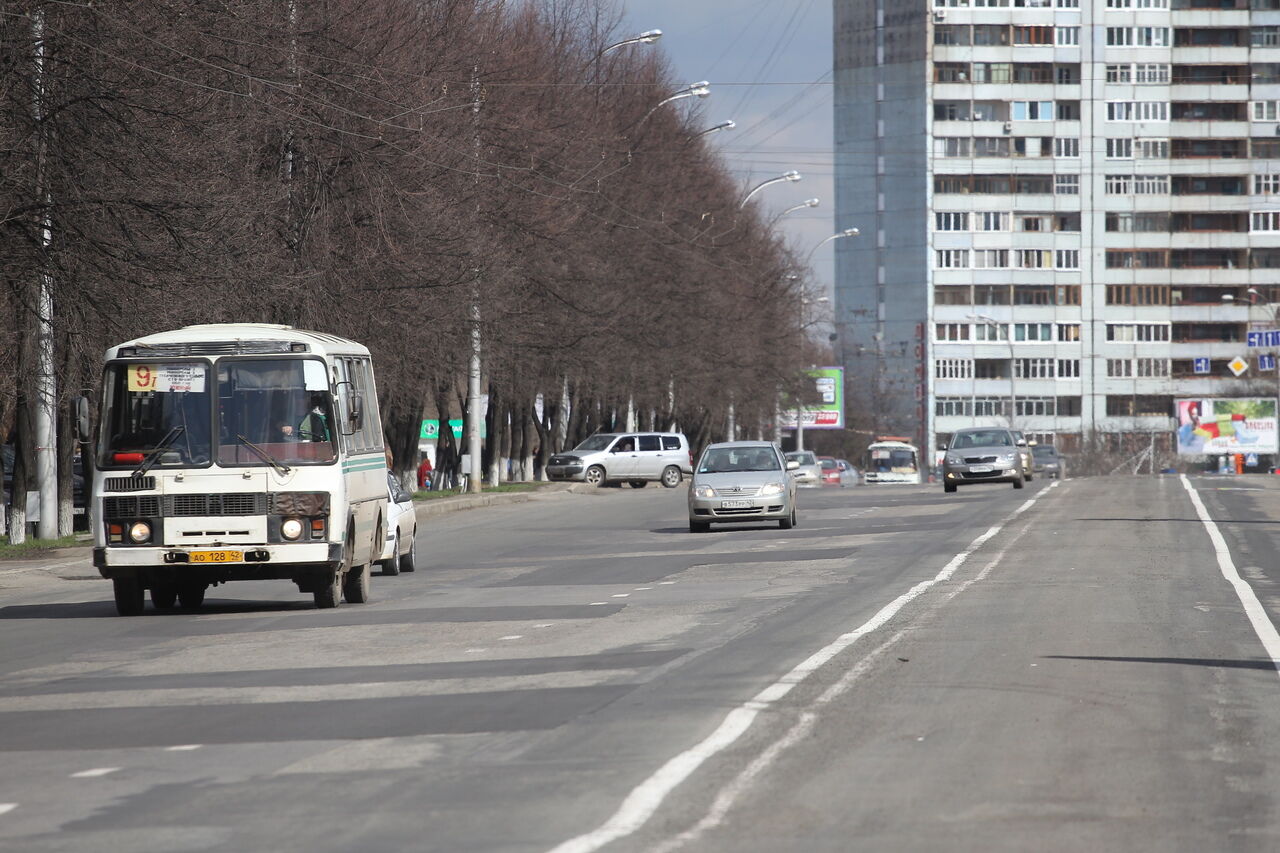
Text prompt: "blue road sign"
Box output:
[[1248, 453, 1259, 467], [1247, 330, 1280, 347], [1249, 331, 1263, 348], [1193, 357, 1211, 374], [1263, 353, 1277, 371]]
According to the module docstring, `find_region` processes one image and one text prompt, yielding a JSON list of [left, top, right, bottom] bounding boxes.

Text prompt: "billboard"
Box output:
[[1175, 398, 1277, 455], [778, 366, 845, 430]]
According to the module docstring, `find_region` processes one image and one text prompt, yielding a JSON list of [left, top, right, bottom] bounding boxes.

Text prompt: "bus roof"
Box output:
[[867, 439, 918, 451], [105, 323, 371, 360]]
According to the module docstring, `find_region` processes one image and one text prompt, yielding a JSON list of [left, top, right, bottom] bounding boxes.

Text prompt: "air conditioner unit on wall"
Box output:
[[933, 10, 946, 22]]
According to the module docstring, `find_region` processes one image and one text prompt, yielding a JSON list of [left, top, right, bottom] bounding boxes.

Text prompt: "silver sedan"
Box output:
[[688, 441, 799, 532]]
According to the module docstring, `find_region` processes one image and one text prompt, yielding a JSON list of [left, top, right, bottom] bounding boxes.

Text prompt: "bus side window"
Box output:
[[359, 358, 384, 450], [333, 358, 354, 451]]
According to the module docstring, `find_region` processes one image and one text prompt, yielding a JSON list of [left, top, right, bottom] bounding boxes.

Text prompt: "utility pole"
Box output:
[[467, 66, 483, 493], [33, 8, 57, 541]]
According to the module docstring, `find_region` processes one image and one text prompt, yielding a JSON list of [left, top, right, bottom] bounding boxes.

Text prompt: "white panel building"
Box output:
[[835, 0, 1280, 461]]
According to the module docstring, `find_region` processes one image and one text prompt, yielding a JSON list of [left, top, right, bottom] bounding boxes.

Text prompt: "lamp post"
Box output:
[[968, 313, 1015, 429], [599, 29, 662, 55], [772, 198, 819, 225], [637, 81, 711, 127], [695, 119, 735, 138], [739, 170, 801, 209]]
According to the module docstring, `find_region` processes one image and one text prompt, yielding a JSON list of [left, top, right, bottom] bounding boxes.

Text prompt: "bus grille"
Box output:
[[104, 476, 155, 492], [103, 496, 161, 519], [168, 493, 267, 516]]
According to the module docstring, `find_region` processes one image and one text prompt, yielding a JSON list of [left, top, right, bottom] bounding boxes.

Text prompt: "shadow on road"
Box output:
[[0, 598, 315, 619], [1044, 654, 1278, 671]]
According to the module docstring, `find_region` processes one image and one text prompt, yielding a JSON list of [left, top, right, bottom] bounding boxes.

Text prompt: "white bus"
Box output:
[[88, 324, 389, 615], [863, 437, 922, 485]]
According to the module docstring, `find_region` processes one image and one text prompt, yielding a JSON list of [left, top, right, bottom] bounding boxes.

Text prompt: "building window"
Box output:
[[1012, 101, 1054, 121], [1015, 358, 1056, 379], [935, 323, 971, 341], [934, 101, 971, 122], [1054, 138, 1079, 158], [1106, 396, 1173, 417], [935, 285, 972, 305], [935, 26, 971, 46], [977, 211, 1010, 231], [1106, 175, 1132, 194], [1058, 323, 1082, 342], [936, 359, 975, 379], [1054, 174, 1080, 195], [1058, 359, 1081, 378], [1056, 27, 1080, 46], [1107, 0, 1168, 6], [1014, 322, 1054, 342], [974, 322, 1009, 341], [936, 212, 970, 231], [1107, 284, 1170, 305], [935, 137, 971, 157], [1014, 26, 1055, 45], [1106, 27, 1170, 47], [1254, 174, 1280, 195], [935, 62, 970, 83], [1254, 102, 1280, 122], [936, 397, 973, 417], [1252, 211, 1280, 232], [1135, 175, 1169, 194], [1106, 138, 1133, 159], [1107, 359, 1134, 378], [1055, 249, 1080, 269], [1136, 139, 1169, 159], [973, 249, 1010, 269], [1015, 249, 1053, 269], [1107, 323, 1171, 342], [1254, 27, 1280, 48], [1016, 397, 1057, 416], [1106, 64, 1132, 83], [1137, 358, 1169, 377], [973, 397, 1011, 417], [1107, 102, 1169, 122], [1136, 64, 1169, 84], [936, 249, 970, 268]]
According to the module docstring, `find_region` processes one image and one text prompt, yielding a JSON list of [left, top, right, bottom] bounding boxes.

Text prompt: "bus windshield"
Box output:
[[217, 359, 337, 466], [99, 362, 213, 468], [870, 447, 918, 474]]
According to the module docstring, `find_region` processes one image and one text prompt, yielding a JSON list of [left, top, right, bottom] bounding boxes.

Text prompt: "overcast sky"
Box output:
[[617, 0, 836, 297]]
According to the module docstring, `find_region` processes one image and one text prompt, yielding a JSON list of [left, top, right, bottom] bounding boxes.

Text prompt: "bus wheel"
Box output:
[[150, 583, 178, 610], [178, 583, 206, 609], [343, 564, 370, 604], [314, 571, 341, 608], [113, 578, 144, 616]]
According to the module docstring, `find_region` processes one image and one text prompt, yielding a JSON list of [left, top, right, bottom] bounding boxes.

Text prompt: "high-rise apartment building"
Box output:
[[834, 0, 1280, 460]]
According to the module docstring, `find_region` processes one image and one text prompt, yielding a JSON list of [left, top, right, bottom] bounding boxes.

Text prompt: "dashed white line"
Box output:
[[165, 744, 203, 752], [589, 601, 609, 606], [634, 587, 653, 591], [611, 594, 630, 599], [1180, 475, 1280, 678], [547, 481, 1060, 853], [535, 623, 555, 629], [658, 581, 676, 585], [0, 804, 16, 816], [71, 768, 119, 778], [500, 635, 523, 641]]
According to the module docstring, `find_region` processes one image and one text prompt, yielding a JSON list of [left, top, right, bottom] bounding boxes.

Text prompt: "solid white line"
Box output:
[[71, 768, 119, 778], [1179, 475, 1280, 678], [546, 482, 1060, 853], [0, 804, 16, 816]]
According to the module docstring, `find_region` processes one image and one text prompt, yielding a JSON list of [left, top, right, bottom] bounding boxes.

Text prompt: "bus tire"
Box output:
[[178, 583, 206, 609], [314, 570, 341, 608], [113, 578, 144, 616], [151, 584, 178, 610], [343, 564, 370, 604]]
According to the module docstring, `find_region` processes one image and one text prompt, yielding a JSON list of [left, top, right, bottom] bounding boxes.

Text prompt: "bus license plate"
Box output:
[[189, 550, 242, 564], [720, 500, 751, 509], [968, 466, 993, 473]]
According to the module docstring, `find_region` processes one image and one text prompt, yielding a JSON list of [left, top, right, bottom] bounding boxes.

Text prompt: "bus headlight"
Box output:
[[281, 518, 304, 540], [128, 521, 151, 543]]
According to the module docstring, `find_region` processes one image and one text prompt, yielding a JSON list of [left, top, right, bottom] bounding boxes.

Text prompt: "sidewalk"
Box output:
[[0, 481, 606, 578]]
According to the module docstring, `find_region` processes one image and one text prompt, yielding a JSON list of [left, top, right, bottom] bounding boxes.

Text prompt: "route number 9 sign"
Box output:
[[126, 363, 206, 393]]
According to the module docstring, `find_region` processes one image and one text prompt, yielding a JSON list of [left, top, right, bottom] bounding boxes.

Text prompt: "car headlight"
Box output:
[[128, 521, 151, 543], [281, 517, 304, 540], [946, 454, 961, 465], [693, 485, 716, 498], [760, 482, 784, 496], [1000, 453, 1016, 464]]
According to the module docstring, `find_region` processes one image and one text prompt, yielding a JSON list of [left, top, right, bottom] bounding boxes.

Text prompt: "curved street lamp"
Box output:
[[772, 198, 819, 224], [636, 81, 711, 127], [739, 170, 801, 209], [600, 29, 662, 55], [804, 227, 859, 264], [695, 119, 736, 138]]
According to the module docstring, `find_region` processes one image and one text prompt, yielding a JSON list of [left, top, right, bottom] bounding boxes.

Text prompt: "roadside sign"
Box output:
[[1247, 453, 1259, 467], [1228, 356, 1249, 377], [1247, 330, 1280, 347], [1193, 357, 1211, 375], [1263, 353, 1277, 371]]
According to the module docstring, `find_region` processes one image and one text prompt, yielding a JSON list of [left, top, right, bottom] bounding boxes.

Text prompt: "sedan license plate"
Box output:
[[189, 550, 242, 564], [720, 499, 751, 509], [968, 465, 993, 473]]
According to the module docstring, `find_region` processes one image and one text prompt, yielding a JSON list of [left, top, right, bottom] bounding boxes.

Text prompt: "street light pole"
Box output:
[[739, 170, 801, 209], [599, 29, 662, 56], [636, 81, 711, 127], [695, 119, 735, 138]]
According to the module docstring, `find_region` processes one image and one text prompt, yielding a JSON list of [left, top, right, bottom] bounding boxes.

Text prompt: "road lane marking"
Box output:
[[500, 635, 523, 641], [0, 804, 16, 816], [611, 594, 630, 598], [165, 745, 202, 751], [547, 482, 1061, 853], [71, 768, 119, 778], [1180, 475, 1280, 678]]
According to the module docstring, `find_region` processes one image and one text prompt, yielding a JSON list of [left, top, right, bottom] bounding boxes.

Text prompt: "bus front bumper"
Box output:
[[94, 542, 342, 577]]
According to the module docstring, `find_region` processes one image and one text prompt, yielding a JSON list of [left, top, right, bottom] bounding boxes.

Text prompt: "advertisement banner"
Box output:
[[1175, 398, 1277, 455], [778, 366, 844, 430]]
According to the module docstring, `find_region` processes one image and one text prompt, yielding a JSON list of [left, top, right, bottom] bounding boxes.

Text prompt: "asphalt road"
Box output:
[[1, 475, 1279, 852]]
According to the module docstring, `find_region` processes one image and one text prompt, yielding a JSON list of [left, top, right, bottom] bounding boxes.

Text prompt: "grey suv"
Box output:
[[546, 432, 692, 488], [941, 428, 1024, 493]]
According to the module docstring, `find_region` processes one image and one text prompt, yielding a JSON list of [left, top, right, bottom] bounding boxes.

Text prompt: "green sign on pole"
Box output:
[[420, 419, 486, 440]]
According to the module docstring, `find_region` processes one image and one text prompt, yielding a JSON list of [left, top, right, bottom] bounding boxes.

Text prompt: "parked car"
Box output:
[[836, 458, 860, 485], [1010, 430, 1034, 482], [941, 428, 1024, 493], [545, 432, 692, 488], [784, 450, 822, 487], [1032, 444, 1065, 479], [2, 445, 88, 530], [688, 441, 799, 532], [379, 471, 417, 576]]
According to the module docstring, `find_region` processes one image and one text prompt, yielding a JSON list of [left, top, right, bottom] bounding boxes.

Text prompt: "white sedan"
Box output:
[[380, 472, 418, 575]]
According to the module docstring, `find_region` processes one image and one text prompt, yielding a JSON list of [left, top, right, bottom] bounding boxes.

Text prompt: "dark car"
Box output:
[[1031, 444, 1065, 479], [2, 445, 88, 529]]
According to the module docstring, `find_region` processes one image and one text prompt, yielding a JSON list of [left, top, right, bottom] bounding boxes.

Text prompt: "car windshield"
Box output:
[[574, 434, 617, 452], [99, 361, 213, 468], [786, 451, 817, 466], [820, 459, 837, 469], [951, 431, 1013, 449], [700, 447, 780, 474], [1032, 445, 1057, 458]]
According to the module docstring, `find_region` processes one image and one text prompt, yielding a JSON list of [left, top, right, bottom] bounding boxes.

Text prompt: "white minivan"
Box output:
[[546, 432, 693, 488]]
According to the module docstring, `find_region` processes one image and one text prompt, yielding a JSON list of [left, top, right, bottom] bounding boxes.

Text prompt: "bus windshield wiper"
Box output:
[[236, 434, 291, 476], [132, 426, 185, 478]]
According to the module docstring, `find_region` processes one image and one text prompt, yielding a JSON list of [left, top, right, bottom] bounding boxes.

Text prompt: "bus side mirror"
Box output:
[[73, 396, 91, 444], [349, 393, 364, 430]]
